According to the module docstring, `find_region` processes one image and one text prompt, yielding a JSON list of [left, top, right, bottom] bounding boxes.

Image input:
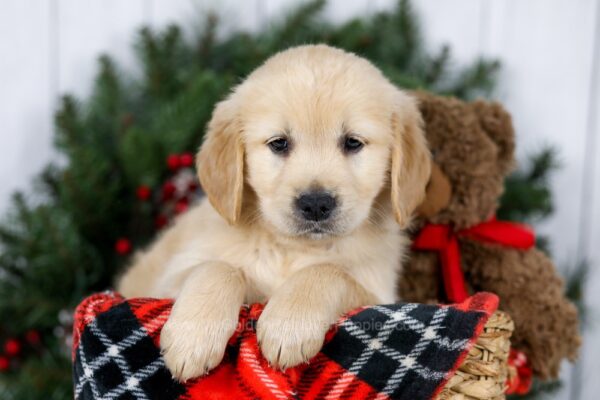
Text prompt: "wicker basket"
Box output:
[[436, 311, 515, 400]]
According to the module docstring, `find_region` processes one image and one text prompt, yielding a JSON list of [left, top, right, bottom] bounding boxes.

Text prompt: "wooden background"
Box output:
[[1, 1, 598, 397]]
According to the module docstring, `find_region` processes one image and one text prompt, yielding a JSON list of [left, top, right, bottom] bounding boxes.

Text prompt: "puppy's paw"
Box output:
[[257, 303, 330, 370], [160, 314, 235, 382]]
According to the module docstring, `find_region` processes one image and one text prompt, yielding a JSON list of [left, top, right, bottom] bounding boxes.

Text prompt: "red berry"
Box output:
[[115, 238, 132, 255], [175, 199, 189, 215], [25, 330, 41, 345], [0, 356, 9, 372], [155, 214, 168, 229], [161, 181, 176, 201], [179, 153, 194, 168], [121, 113, 134, 129], [188, 182, 199, 193], [167, 154, 181, 171], [4, 339, 20, 357], [136, 185, 152, 201]]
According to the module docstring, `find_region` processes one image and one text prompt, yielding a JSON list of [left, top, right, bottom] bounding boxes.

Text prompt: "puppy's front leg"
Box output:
[[161, 261, 245, 381], [257, 264, 376, 369]]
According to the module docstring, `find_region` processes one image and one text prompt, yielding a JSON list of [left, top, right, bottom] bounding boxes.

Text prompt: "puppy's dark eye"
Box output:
[[343, 136, 364, 154], [268, 138, 289, 155]]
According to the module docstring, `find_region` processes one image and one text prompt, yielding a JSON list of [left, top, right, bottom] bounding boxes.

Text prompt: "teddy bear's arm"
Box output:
[[461, 240, 581, 379], [398, 251, 442, 304]]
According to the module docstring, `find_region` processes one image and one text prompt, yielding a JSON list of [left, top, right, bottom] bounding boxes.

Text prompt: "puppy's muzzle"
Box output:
[[295, 191, 337, 222]]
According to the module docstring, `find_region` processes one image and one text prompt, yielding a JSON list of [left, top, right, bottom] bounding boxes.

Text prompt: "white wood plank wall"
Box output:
[[0, 1, 598, 398]]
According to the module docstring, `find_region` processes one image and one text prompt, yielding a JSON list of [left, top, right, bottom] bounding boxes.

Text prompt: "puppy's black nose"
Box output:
[[295, 191, 337, 222]]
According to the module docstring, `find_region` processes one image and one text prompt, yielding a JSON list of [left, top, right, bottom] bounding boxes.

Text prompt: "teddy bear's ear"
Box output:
[[471, 101, 516, 175]]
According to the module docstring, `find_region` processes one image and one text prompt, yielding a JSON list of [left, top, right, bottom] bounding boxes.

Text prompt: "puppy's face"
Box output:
[[242, 79, 393, 239], [197, 45, 430, 239]]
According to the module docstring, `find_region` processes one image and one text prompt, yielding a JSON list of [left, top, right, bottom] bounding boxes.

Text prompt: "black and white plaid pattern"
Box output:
[[73, 293, 492, 400], [321, 302, 481, 400], [73, 302, 185, 400]]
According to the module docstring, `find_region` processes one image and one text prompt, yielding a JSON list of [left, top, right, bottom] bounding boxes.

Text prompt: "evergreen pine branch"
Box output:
[[54, 95, 84, 153], [445, 58, 501, 99], [498, 146, 559, 223], [393, 0, 422, 68], [267, 0, 327, 47], [196, 13, 219, 64], [564, 260, 590, 328], [424, 45, 451, 86]]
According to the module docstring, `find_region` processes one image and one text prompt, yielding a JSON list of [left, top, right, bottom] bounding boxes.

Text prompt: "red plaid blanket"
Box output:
[[73, 292, 498, 400]]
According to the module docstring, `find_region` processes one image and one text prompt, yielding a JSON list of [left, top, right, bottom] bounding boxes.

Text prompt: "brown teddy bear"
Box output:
[[398, 91, 580, 380]]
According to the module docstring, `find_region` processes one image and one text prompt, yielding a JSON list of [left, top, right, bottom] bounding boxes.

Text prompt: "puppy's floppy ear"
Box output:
[[390, 93, 432, 227], [196, 98, 244, 225], [470, 100, 516, 175]]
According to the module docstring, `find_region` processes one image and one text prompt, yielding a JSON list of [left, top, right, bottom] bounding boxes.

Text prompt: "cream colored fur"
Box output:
[[117, 44, 430, 382]]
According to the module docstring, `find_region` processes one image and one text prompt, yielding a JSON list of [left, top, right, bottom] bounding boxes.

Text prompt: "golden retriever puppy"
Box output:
[[117, 44, 430, 381]]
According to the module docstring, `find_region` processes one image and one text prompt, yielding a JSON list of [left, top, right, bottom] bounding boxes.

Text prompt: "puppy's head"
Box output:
[[197, 45, 430, 239]]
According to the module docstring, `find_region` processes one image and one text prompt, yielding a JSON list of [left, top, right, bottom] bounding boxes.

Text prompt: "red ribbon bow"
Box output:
[[506, 349, 534, 395], [412, 216, 536, 303], [412, 216, 536, 395]]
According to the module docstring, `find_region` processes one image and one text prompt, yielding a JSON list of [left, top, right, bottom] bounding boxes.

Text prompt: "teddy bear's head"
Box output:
[[414, 91, 516, 230]]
